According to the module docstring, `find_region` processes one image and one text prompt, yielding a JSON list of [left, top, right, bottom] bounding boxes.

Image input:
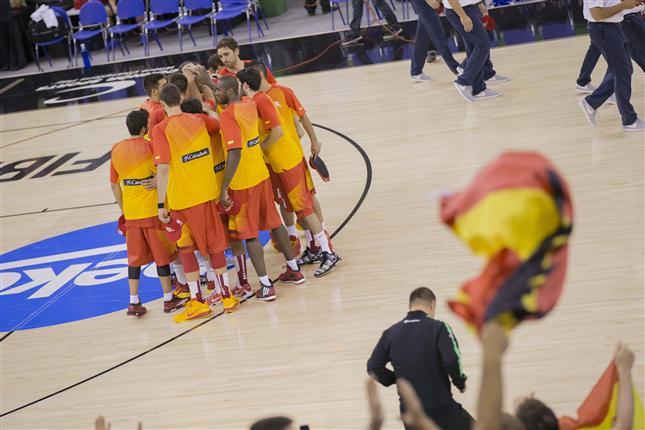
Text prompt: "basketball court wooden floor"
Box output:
[[1, 36, 643, 429]]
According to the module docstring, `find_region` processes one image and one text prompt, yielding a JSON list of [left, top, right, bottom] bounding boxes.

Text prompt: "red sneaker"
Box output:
[[279, 267, 305, 285], [127, 303, 147, 317], [207, 280, 216, 291], [205, 292, 222, 306], [194, 291, 204, 303], [233, 282, 253, 299], [256, 283, 276, 301], [163, 297, 185, 313], [173, 283, 190, 300]]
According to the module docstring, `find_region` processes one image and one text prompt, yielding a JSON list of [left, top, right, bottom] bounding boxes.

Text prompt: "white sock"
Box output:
[[206, 267, 216, 282], [305, 229, 313, 244], [130, 295, 139, 304], [286, 224, 297, 236], [286, 259, 299, 271], [314, 231, 332, 254], [163, 292, 173, 302], [259, 275, 271, 286], [188, 281, 200, 299], [171, 261, 187, 284]]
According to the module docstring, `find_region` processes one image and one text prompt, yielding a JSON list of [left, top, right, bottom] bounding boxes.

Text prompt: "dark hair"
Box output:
[[142, 73, 165, 96], [180, 98, 204, 114], [207, 53, 223, 71], [126, 109, 149, 136], [409, 287, 436, 306], [218, 75, 240, 96], [244, 60, 268, 78], [217, 36, 238, 51], [516, 399, 559, 430], [160, 84, 182, 107], [167, 73, 188, 94], [250, 417, 293, 430], [236, 67, 261, 91], [178, 61, 197, 73]]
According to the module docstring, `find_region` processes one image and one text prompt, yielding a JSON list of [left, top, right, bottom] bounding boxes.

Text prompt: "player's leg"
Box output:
[[146, 226, 185, 313], [246, 237, 276, 301], [127, 266, 147, 317], [171, 258, 190, 300], [230, 240, 253, 299], [125, 226, 149, 317], [206, 250, 238, 312]]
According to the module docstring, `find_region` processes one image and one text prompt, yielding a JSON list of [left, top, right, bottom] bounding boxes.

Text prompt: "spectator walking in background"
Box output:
[[304, 0, 331, 16], [366, 287, 474, 430], [341, 0, 403, 46]]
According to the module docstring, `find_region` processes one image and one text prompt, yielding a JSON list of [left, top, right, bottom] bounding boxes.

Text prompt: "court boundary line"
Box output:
[[0, 123, 372, 417]]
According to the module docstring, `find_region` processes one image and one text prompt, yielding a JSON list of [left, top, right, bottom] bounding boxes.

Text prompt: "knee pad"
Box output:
[[157, 264, 171, 277], [128, 266, 141, 280]]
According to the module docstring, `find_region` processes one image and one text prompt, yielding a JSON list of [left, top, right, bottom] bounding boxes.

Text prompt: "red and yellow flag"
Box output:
[[441, 152, 573, 332], [559, 362, 644, 429]]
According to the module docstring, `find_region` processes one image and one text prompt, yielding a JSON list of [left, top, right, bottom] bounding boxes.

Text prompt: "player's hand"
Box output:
[[310, 140, 321, 159], [142, 175, 156, 191], [366, 377, 384, 430], [95, 416, 111, 430], [481, 320, 508, 357], [398, 379, 440, 430], [426, 0, 440, 9], [614, 342, 635, 374], [460, 14, 473, 32], [158, 208, 170, 224], [220, 189, 232, 210]]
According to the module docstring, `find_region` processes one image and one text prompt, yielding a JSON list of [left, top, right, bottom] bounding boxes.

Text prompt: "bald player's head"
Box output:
[[214, 76, 240, 105]]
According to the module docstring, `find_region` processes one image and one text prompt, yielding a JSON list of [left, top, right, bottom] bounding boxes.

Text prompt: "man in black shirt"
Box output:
[[367, 287, 474, 430]]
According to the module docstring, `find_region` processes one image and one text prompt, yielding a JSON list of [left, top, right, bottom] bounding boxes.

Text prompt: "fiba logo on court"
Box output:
[[0, 222, 271, 332]]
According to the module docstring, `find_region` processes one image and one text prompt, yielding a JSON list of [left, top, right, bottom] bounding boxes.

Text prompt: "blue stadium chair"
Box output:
[[541, 21, 574, 40], [107, 0, 146, 61], [33, 6, 73, 71], [72, 0, 109, 66], [178, 0, 216, 51], [214, 0, 265, 43], [143, 0, 180, 56], [501, 27, 535, 45]]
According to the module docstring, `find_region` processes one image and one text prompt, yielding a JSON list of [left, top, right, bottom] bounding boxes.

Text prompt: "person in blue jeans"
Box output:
[[341, 0, 402, 46], [408, 0, 460, 80], [576, 5, 645, 93], [445, 0, 501, 101], [578, 0, 644, 132]]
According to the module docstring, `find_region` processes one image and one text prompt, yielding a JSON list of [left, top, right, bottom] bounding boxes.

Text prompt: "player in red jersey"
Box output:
[[140, 73, 166, 114], [109, 109, 185, 317], [245, 61, 341, 276], [216, 37, 277, 84], [215, 76, 304, 301]]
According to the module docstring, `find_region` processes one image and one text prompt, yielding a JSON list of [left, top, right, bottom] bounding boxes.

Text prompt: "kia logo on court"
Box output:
[[0, 222, 268, 332]]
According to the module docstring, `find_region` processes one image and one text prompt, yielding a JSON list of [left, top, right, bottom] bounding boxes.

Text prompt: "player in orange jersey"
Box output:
[[216, 37, 277, 84], [109, 109, 185, 317], [140, 73, 166, 114], [153, 84, 239, 320], [215, 76, 304, 301], [245, 61, 341, 277]]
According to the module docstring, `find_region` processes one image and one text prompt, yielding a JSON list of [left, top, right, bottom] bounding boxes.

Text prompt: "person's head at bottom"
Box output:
[[408, 287, 436, 318], [513, 397, 558, 430], [250, 416, 295, 430]]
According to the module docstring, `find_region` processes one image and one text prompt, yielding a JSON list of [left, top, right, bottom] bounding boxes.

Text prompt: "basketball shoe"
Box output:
[[204, 292, 222, 306], [173, 282, 190, 300], [163, 297, 185, 313], [173, 299, 212, 323], [233, 282, 254, 299], [297, 243, 322, 265], [127, 303, 147, 317], [279, 267, 306, 285], [256, 282, 277, 301], [222, 296, 240, 313], [314, 252, 342, 277]]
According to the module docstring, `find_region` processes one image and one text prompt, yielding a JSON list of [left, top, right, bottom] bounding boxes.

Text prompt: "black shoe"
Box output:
[[314, 252, 341, 278], [341, 35, 363, 46], [297, 246, 322, 265], [382, 26, 403, 41]]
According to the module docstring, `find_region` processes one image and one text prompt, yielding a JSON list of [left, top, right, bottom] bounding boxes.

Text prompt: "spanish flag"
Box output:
[[441, 152, 573, 332], [559, 362, 644, 429]]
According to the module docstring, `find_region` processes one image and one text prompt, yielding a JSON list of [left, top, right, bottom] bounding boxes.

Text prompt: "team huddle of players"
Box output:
[[109, 37, 341, 323]]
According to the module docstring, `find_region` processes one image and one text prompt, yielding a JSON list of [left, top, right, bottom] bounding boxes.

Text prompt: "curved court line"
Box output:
[[0, 123, 372, 417]]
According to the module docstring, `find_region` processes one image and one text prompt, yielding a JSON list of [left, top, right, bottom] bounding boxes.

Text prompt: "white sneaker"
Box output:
[[453, 81, 474, 102], [485, 74, 511, 84], [472, 88, 502, 100], [576, 83, 596, 94], [623, 118, 645, 132], [607, 94, 616, 105], [578, 97, 597, 127], [411, 73, 433, 82], [457, 66, 464, 76]]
